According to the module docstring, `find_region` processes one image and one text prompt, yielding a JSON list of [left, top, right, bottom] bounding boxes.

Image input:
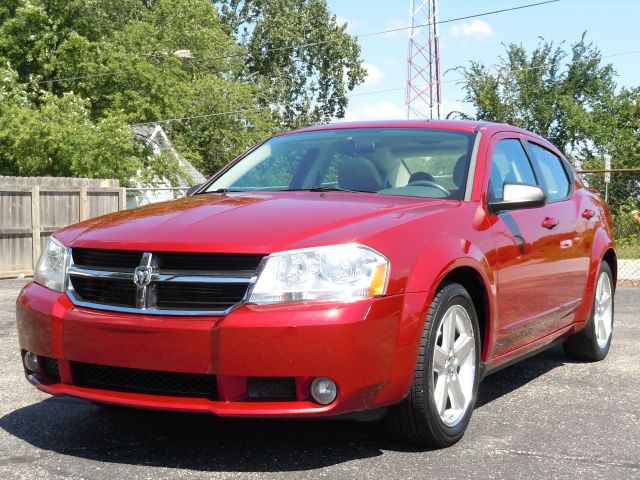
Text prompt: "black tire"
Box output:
[[563, 262, 614, 362], [386, 283, 481, 448]]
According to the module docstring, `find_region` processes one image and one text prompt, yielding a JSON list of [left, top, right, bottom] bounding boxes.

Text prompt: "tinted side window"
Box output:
[[529, 144, 570, 201], [488, 139, 537, 201]]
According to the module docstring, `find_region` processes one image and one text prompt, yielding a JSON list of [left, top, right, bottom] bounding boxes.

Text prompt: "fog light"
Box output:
[[310, 377, 337, 405], [24, 351, 39, 373]]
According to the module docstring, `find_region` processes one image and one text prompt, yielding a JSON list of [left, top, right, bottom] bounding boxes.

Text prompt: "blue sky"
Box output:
[[325, 0, 640, 121]]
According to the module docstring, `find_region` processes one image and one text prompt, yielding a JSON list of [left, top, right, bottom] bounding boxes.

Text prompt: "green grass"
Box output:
[[616, 242, 640, 259]]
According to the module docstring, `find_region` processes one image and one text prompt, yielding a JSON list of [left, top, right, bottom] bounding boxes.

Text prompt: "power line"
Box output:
[[40, 43, 639, 90], [601, 49, 640, 58], [35, 0, 561, 85], [341, 49, 640, 95], [134, 106, 271, 126], [359, 0, 560, 37], [133, 46, 640, 126], [36, 71, 128, 84]]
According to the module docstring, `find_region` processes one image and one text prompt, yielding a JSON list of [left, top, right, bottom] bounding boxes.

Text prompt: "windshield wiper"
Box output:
[[205, 187, 376, 194], [208, 188, 243, 194], [305, 186, 375, 193]]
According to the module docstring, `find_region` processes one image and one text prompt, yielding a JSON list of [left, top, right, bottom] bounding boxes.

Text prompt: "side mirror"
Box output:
[[488, 183, 546, 214], [186, 183, 202, 196]]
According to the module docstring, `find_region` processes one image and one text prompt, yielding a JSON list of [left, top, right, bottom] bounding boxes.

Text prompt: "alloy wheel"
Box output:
[[594, 271, 613, 349], [432, 304, 476, 427]]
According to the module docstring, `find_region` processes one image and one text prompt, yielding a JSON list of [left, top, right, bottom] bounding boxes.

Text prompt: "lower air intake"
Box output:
[[71, 362, 218, 399]]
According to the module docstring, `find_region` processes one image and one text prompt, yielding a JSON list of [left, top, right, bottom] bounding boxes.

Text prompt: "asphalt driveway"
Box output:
[[1, 279, 638, 479]]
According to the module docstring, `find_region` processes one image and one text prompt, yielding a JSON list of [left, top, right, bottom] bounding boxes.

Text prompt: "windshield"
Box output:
[[205, 128, 477, 199]]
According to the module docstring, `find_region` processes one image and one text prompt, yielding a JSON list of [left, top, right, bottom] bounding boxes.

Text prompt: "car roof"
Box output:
[[278, 119, 547, 143]]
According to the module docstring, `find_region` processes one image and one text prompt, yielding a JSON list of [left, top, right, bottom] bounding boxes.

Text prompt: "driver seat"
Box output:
[[338, 156, 383, 192]]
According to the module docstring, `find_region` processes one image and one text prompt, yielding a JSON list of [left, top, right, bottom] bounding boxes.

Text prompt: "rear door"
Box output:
[[524, 139, 590, 305]]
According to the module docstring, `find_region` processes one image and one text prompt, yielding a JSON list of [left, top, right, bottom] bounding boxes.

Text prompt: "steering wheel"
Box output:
[[407, 180, 450, 196]]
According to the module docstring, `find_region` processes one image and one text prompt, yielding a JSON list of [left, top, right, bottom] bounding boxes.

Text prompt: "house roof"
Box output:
[[131, 123, 206, 186]]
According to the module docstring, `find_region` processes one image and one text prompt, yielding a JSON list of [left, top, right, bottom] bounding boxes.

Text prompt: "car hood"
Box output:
[[55, 191, 456, 253]]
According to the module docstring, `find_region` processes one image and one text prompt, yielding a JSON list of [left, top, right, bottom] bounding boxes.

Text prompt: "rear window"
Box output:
[[529, 143, 570, 201]]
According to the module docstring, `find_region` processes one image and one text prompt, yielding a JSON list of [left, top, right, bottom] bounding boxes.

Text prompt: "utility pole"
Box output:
[[405, 0, 442, 119]]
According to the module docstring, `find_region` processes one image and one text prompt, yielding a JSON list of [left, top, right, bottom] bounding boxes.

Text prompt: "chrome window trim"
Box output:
[[65, 251, 258, 316]]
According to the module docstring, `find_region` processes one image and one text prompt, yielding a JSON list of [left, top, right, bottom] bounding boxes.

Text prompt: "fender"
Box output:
[[574, 227, 616, 324], [405, 235, 495, 294], [404, 234, 496, 362], [382, 237, 497, 405]]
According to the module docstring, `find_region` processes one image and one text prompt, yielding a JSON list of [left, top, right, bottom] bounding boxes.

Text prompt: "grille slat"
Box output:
[[40, 356, 61, 383], [68, 248, 263, 313], [156, 253, 263, 272], [71, 277, 137, 307], [73, 248, 142, 269], [155, 282, 248, 310], [72, 362, 218, 399]]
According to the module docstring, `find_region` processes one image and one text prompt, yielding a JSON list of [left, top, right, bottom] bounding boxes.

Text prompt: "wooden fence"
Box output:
[[0, 184, 125, 278]]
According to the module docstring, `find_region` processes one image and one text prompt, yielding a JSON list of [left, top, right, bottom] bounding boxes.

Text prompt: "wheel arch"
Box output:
[[602, 248, 617, 289], [395, 234, 497, 396], [437, 265, 492, 363], [575, 229, 616, 323]]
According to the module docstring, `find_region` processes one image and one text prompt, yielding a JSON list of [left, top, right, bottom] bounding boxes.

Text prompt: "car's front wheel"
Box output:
[[386, 283, 480, 448], [563, 262, 614, 361]]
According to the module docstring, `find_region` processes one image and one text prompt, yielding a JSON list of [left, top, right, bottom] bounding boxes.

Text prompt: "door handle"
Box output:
[[541, 217, 559, 229], [582, 209, 596, 220]]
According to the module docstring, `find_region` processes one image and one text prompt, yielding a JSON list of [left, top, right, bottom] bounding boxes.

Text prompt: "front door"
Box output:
[[486, 135, 580, 357]]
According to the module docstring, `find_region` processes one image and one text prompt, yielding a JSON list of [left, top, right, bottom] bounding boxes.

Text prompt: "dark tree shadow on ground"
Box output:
[[0, 344, 568, 472]]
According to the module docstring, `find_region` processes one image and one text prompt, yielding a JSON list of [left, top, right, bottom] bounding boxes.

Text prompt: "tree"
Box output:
[[458, 34, 618, 154], [580, 86, 640, 230], [0, 66, 172, 183], [458, 35, 640, 218], [0, 0, 365, 181], [219, 0, 366, 127]]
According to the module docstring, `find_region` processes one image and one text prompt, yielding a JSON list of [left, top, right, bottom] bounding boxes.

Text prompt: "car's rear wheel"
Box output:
[[563, 262, 614, 361], [386, 283, 480, 448]]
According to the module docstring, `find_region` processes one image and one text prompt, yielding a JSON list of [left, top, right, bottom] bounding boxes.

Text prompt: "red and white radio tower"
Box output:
[[405, 0, 442, 119]]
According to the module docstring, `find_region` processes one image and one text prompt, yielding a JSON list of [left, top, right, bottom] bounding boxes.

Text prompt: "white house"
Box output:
[[129, 123, 207, 208]]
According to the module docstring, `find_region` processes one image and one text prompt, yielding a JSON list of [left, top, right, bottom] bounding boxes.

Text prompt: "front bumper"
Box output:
[[16, 283, 430, 417]]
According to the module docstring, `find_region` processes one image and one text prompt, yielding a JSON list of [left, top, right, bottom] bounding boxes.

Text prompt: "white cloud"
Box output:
[[450, 19, 493, 40], [343, 100, 405, 122], [336, 16, 360, 33], [362, 63, 384, 85]]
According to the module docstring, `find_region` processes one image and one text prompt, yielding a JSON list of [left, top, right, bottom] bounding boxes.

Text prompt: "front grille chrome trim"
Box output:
[[66, 250, 260, 316], [66, 290, 238, 316], [68, 265, 134, 280], [68, 265, 255, 284]]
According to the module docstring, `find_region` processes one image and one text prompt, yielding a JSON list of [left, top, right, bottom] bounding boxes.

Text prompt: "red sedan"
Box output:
[[17, 120, 616, 447]]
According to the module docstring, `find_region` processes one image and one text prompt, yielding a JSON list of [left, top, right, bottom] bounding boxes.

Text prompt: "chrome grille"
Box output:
[[70, 276, 137, 307], [67, 249, 264, 315]]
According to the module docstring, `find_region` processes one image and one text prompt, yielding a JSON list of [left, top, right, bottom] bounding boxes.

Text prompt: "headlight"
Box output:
[[33, 236, 69, 293], [248, 244, 389, 304]]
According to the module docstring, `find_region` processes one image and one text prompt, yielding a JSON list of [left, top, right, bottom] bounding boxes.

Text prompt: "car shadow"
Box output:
[[0, 344, 568, 471], [477, 343, 567, 408]]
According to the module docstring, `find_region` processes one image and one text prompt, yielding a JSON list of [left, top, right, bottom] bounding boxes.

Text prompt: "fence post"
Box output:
[[31, 186, 41, 270], [79, 185, 88, 221], [119, 187, 127, 211]]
